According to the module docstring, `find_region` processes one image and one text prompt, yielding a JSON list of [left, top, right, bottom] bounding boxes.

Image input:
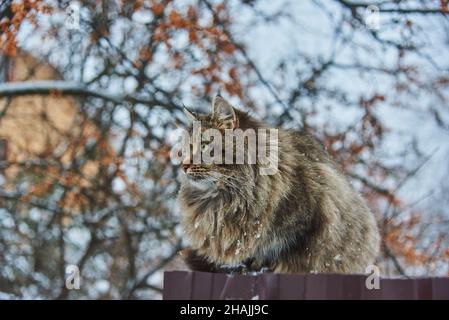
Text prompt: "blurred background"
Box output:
[[0, 0, 448, 299]]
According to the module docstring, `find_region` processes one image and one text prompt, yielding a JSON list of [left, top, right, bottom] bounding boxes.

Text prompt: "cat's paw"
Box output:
[[182, 247, 218, 273]]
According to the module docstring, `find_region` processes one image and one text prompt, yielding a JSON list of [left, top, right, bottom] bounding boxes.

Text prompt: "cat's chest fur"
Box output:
[[179, 185, 273, 266]]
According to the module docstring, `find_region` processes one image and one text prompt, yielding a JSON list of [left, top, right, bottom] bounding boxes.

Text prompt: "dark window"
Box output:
[[0, 138, 7, 162], [0, 56, 11, 82]]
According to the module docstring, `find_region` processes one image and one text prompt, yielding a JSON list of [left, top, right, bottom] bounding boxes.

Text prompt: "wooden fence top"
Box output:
[[163, 271, 449, 300]]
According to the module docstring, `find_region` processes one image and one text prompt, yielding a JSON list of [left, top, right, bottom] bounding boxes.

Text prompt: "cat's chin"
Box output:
[[184, 175, 216, 190]]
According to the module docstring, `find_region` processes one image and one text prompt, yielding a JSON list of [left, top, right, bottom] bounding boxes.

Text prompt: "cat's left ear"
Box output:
[[211, 95, 239, 129], [183, 106, 197, 123]]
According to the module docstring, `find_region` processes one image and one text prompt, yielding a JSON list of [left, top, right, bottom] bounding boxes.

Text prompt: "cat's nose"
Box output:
[[182, 163, 191, 172]]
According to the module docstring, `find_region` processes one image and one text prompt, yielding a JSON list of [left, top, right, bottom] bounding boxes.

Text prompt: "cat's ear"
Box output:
[[211, 95, 239, 128], [183, 106, 197, 123]]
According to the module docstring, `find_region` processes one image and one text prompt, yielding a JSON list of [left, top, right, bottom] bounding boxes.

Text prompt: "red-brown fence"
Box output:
[[163, 271, 449, 300]]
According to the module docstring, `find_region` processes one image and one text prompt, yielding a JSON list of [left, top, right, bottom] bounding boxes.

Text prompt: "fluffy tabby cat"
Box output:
[[178, 96, 380, 274]]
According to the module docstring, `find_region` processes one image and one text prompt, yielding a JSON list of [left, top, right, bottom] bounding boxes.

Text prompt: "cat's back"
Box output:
[[272, 129, 380, 273]]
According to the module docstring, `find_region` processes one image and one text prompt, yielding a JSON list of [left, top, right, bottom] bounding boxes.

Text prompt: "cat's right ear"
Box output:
[[211, 95, 238, 129], [183, 107, 197, 123]]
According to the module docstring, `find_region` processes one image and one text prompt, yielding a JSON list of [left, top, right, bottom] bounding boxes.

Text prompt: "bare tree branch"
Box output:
[[122, 241, 182, 299], [0, 80, 180, 111], [0, 80, 122, 103], [337, 0, 449, 15]]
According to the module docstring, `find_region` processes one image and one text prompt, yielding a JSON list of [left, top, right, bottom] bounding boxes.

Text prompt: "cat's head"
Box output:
[[180, 96, 259, 190]]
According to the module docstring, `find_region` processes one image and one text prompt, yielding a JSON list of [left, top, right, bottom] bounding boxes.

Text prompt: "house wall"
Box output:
[[0, 52, 112, 197]]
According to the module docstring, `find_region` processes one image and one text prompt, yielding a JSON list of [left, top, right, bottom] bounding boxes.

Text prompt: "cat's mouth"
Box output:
[[183, 164, 207, 174], [186, 172, 208, 181], [183, 168, 218, 190], [183, 165, 210, 180]]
